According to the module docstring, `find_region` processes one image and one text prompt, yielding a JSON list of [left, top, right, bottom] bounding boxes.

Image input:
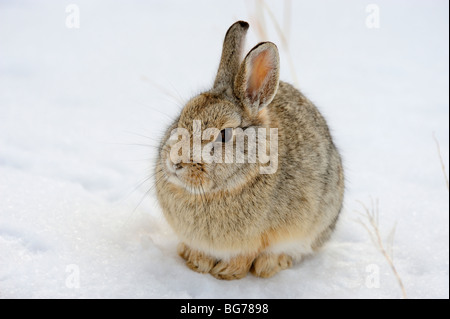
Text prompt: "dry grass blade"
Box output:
[[357, 200, 408, 299], [253, 0, 268, 40], [283, 0, 292, 44], [355, 217, 378, 248], [386, 222, 397, 262], [432, 132, 449, 192], [250, 0, 299, 87]]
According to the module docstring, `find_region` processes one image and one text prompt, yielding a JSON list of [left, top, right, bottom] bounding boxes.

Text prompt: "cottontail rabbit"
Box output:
[[155, 21, 344, 280]]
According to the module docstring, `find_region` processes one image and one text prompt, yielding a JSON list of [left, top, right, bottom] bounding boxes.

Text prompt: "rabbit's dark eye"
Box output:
[[216, 128, 233, 143]]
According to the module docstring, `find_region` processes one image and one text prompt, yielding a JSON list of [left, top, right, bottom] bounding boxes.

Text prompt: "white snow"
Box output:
[[0, 0, 448, 299]]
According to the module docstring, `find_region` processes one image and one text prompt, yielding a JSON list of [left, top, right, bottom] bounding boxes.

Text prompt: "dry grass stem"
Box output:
[[432, 133, 449, 192], [356, 199, 408, 299], [250, 0, 299, 87]]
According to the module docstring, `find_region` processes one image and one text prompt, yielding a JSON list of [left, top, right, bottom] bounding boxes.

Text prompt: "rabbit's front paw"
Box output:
[[251, 253, 293, 278], [177, 242, 216, 274], [210, 255, 254, 280]]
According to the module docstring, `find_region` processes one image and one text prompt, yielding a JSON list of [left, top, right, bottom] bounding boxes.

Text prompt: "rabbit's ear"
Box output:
[[234, 42, 280, 111], [213, 21, 249, 90]]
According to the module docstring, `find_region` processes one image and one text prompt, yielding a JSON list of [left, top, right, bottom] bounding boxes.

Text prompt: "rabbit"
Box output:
[[154, 21, 344, 280]]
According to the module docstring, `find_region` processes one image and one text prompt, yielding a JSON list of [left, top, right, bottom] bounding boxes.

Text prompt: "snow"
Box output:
[[0, 0, 448, 299]]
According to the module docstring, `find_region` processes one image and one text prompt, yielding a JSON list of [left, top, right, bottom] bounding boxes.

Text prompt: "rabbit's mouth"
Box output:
[[164, 158, 214, 194]]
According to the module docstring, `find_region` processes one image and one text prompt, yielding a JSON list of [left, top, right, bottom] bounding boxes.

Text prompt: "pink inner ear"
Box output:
[[247, 50, 272, 99]]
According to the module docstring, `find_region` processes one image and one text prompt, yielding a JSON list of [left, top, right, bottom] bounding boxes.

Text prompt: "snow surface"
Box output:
[[0, 0, 448, 299]]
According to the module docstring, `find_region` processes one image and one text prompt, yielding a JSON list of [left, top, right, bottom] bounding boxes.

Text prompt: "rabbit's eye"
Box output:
[[216, 128, 233, 143]]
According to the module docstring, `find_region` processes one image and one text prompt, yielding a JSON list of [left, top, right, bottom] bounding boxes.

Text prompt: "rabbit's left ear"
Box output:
[[234, 42, 280, 112]]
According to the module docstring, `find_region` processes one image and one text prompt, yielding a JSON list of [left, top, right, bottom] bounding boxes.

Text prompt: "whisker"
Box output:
[[130, 168, 163, 197], [131, 171, 166, 214], [120, 142, 160, 149], [131, 97, 176, 121], [123, 130, 165, 144]]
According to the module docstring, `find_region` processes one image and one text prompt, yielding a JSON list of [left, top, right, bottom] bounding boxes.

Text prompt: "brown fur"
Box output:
[[155, 21, 344, 280]]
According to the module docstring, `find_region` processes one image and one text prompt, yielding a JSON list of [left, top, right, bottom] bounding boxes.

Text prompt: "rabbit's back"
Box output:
[[264, 81, 344, 251]]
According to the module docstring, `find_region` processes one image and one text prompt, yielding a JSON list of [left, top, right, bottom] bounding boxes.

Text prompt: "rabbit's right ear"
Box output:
[[213, 21, 249, 91], [234, 42, 280, 113]]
